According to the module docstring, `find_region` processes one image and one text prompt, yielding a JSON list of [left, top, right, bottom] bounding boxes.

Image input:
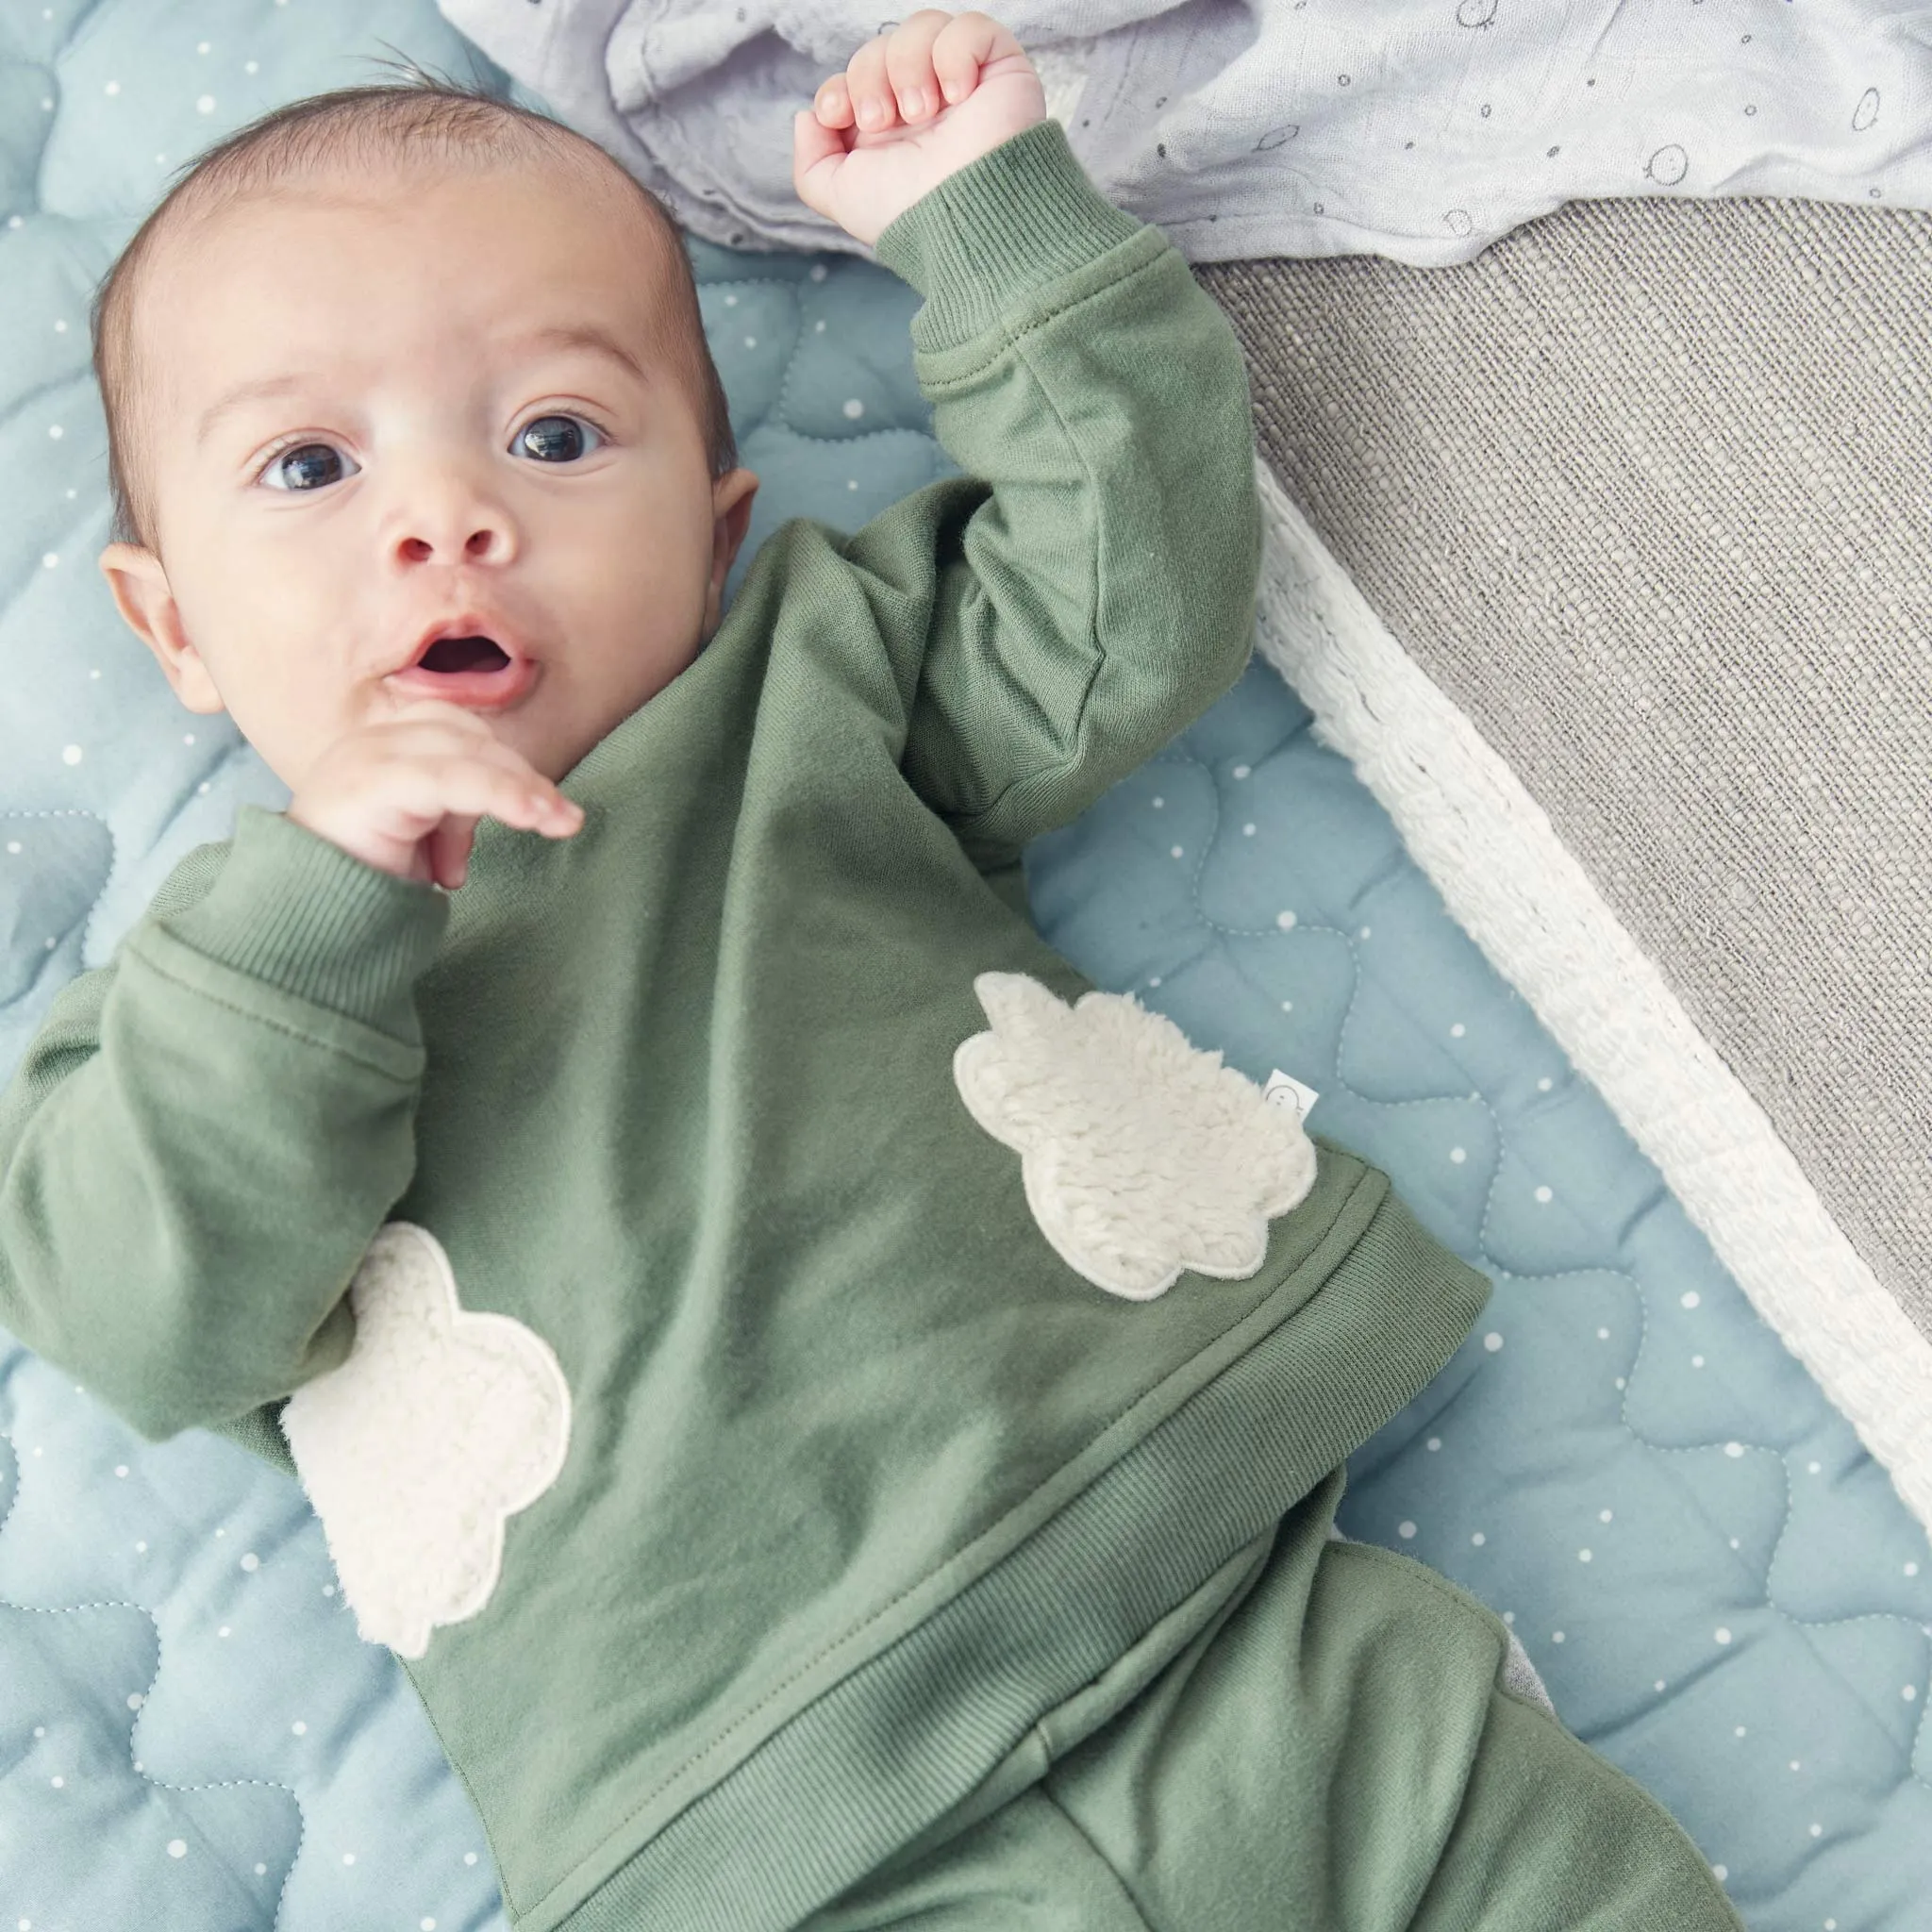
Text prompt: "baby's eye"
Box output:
[[260, 443, 358, 492], [513, 415, 603, 463]]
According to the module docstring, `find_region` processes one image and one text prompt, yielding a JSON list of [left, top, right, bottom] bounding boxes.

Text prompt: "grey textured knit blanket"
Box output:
[[1201, 193, 1932, 1523]]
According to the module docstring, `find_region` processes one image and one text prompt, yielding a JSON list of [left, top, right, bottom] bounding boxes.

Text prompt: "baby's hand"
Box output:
[[288, 700, 582, 891], [793, 10, 1045, 246]]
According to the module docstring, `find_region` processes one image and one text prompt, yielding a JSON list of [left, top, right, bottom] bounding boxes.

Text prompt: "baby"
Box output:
[[0, 10, 1743, 1929]]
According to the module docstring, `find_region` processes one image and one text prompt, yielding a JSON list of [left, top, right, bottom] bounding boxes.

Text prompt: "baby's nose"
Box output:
[[388, 465, 519, 567], [397, 524, 509, 566]]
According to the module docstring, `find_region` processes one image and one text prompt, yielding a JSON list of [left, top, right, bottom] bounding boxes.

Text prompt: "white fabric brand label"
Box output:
[[1264, 1069, 1322, 1123]]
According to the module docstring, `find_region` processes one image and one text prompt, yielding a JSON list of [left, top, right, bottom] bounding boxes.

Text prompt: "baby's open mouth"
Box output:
[[418, 635, 511, 675], [391, 624, 537, 711]]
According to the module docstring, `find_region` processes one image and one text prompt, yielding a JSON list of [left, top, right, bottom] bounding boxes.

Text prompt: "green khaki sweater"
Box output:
[[0, 120, 1488, 1930]]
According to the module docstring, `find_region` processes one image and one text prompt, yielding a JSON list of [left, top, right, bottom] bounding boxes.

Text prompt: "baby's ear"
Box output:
[[98, 542, 225, 715], [700, 468, 761, 642], [712, 466, 759, 573]]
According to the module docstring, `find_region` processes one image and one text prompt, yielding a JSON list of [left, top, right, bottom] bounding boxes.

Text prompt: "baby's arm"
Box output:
[[0, 804, 450, 1463], [0, 700, 577, 1463], [797, 13, 1263, 874]]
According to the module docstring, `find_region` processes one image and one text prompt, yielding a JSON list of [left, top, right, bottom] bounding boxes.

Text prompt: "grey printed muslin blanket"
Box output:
[[439, 0, 1932, 265]]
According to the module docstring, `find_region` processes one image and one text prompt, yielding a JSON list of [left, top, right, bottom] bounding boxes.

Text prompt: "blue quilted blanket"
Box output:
[[1, 4, 1927, 1928]]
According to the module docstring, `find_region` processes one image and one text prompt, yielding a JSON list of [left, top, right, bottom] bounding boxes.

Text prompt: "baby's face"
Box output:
[[101, 158, 758, 794]]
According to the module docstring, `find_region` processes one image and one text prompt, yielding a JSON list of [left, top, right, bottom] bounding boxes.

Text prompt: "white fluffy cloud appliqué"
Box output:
[[953, 972, 1319, 1301], [279, 1222, 573, 1659]]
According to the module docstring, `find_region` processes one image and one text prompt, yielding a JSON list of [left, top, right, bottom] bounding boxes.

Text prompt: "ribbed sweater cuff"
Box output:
[[873, 116, 1146, 354], [152, 804, 449, 1036]]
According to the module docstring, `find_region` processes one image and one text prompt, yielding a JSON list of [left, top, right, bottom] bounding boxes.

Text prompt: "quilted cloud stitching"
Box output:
[[0, 806, 114, 982], [278, 1222, 572, 1660], [0, 1420, 313, 1926], [952, 970, 1318, 1301]]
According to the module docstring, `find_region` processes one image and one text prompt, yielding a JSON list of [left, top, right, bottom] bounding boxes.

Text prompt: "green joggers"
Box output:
[[805, 1471, 1745, 1931]]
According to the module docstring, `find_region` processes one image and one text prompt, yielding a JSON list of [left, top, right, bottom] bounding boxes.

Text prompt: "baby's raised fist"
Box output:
[[792, 10, 1045, 246]]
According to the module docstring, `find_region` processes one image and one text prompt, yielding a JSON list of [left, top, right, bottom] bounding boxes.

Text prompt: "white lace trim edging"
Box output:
[[1249, 458, 1932, 1536]]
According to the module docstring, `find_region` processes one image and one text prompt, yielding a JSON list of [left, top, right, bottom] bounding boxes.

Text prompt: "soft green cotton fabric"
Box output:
[[807, 1471, 1746, 1932], [0, 120, 1502, 1928]]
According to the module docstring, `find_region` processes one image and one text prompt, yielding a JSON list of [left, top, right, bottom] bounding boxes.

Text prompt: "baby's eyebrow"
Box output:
[[510, 324, 651, 387], [191, 327, 649, 448], [196, 374, 310, 446]]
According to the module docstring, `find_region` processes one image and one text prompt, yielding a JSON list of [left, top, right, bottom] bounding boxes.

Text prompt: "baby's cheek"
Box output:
[[175, 543, 374, 788], [567, 482, 713, 634]]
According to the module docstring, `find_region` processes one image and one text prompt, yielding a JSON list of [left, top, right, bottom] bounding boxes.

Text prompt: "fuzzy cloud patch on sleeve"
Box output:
[[953, 972, 1319, 1301], [279, 1221, 573, 1658]]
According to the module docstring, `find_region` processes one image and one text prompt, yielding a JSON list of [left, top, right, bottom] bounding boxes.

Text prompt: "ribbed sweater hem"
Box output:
[[143, 804, 448, 1042], [874, 116, 1147, 354], [520, 1165, 1489, 1931]]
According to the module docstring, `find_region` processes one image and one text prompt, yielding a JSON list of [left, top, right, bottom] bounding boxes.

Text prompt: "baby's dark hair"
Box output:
[[91, 71, 737, 551]]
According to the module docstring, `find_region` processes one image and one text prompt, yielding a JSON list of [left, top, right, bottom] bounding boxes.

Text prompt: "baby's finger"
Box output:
[[932, 9, 1016, 106], [427, 813, 480, 891], [377, 723, 560, 798], [883, 8, 953, 122], [403, 758, 582, 841], [792, 108, 846, 218], [843, 33, 894, 130], [811, 72, 854, 129]]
